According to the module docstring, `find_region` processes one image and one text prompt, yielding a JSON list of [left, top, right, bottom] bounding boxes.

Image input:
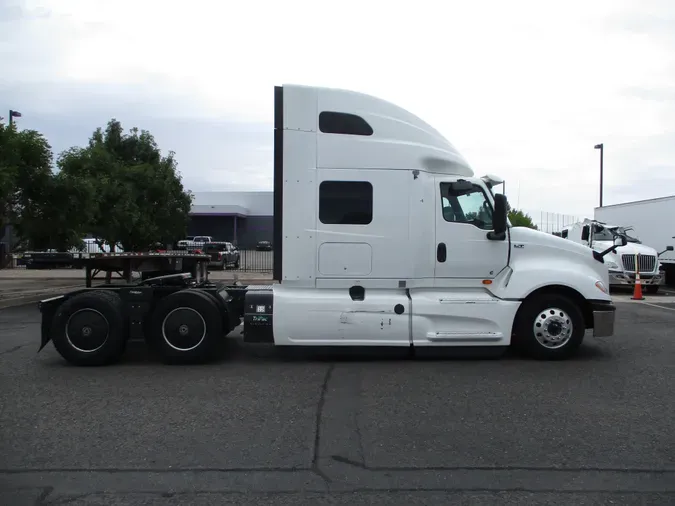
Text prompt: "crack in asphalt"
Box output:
[[326, 456, 675, 473], [311, 363, 335, 484], [0, 343, 29, 356], [3, 464, 673, 474]]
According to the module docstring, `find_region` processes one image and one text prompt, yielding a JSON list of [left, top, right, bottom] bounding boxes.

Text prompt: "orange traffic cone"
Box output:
[[631, 267, 644, 300]]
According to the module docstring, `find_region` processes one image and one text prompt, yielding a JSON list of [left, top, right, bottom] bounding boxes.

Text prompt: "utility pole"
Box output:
[[594, 143, 604, 207]]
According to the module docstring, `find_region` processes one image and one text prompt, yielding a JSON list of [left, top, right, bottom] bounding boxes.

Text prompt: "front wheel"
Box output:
[[514, 294, 585, 360], [646, 285, 659, 295]]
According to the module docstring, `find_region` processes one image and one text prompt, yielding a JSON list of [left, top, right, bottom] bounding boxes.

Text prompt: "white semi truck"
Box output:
[[37, 84, 617, 365], [561, 219, 665, 293], [595, 197, 675, 287]]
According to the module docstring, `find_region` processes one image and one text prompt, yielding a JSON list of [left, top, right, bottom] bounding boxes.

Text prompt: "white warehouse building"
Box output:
[[188, 191, 273, 249]]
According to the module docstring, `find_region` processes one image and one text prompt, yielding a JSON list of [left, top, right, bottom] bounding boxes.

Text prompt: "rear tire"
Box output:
[[50, 290, 126, 366], [514, 293, 585, 360], [148, 289, 225, 364]]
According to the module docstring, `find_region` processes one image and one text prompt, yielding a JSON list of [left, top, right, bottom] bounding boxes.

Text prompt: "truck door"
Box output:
[[434, 177, 509, 280]]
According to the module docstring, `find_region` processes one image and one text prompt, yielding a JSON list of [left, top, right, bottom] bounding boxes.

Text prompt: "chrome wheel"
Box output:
[[65, 308, 110, 353], [161, 307, 206, 352], [533, 307, 573, 349]]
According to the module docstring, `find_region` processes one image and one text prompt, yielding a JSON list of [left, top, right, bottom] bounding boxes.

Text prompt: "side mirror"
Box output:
[[487, 193, 507, 241], [614, 236, 627, 247], [581, 226, 590, 241], [667, 246, 674, 252]]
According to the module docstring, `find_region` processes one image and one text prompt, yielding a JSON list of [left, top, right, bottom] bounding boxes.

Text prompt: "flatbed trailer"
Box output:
[[71, 251, 212, 287], [17, 250, 81, 269]]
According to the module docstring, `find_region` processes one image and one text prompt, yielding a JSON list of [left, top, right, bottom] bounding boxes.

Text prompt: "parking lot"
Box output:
[[1, 296, 674, 505]]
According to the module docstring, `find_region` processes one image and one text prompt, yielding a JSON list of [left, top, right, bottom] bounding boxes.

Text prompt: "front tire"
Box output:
[[148, 289, 225, 364], [646, 285, 659, 295], [50, 290, 126, 366], [514, 294, 585, 360]]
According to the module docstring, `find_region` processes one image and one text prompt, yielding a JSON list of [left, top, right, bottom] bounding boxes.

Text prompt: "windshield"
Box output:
[[593, 227, 614, 241], [593, 225, 641, 243], [615, 227, 641, 243]]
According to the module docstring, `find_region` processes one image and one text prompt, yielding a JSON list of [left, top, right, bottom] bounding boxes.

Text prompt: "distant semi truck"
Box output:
[[594, 196, 675, 287]]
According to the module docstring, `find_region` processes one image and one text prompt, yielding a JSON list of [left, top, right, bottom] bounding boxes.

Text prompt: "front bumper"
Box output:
[[590, 301, 616, 338], [609, 271, 662, 287]]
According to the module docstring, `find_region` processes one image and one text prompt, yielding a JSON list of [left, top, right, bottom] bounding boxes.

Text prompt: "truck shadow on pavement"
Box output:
[[36, 335, 613, 368]]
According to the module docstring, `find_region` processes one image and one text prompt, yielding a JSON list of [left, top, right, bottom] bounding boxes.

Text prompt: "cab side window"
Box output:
[[440, 183, 493, 230]]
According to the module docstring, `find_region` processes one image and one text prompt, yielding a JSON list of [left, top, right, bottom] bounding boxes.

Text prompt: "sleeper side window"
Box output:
[[319, 181, 373, 225]]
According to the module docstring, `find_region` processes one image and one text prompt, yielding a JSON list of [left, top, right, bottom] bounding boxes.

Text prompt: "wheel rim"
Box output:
[[162, 307, 206, 351], [66, 309, 110, 353], [533, 307, 573, 349]]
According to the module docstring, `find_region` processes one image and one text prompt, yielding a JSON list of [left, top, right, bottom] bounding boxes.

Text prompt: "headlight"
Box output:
[[595, 280, 609, 294], [606, 261, 620, 271]]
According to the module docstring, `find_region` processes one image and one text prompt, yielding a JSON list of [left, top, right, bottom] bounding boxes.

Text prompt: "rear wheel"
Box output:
[[514, 294, 585, 360], [148, 289, 225, 364], [50, 290, 126, 366], [234, 257, 240, 269]]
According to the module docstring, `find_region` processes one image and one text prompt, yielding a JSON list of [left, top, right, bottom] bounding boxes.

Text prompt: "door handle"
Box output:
[[437, 243, 447, 262]]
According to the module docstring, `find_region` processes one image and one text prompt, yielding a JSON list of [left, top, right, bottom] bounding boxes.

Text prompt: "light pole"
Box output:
[[594, 143, 604, 207], [8, 110, 22, 127]]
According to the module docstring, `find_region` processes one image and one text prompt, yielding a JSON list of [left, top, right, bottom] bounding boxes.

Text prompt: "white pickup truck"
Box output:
[[176, 236, 213, 251]]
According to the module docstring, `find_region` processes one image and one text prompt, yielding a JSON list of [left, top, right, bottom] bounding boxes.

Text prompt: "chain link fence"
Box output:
[[519, 209, 588, 235]]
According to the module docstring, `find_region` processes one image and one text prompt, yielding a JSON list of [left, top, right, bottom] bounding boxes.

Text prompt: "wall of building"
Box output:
[[186, 215, 274, 249], [191, 191, 273, 216], [237, 216, 274, 249], [188, 191, 274, 249], [187, 216, 235, 243]]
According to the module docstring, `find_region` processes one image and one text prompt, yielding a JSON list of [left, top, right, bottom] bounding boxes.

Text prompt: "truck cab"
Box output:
[[562, 220, 663, 293], [262, 84, 616, 359]]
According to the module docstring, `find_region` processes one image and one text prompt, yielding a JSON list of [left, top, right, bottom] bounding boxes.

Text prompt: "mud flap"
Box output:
[[38, 295, 65, 351]]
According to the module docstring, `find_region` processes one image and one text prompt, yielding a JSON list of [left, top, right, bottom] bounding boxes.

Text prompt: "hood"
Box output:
[[592, 241, 657, 256], [510, 226, 592, 256]]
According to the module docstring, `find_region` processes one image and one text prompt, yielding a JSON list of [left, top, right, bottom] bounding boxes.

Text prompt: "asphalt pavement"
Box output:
[[1, 298, 674, 505]]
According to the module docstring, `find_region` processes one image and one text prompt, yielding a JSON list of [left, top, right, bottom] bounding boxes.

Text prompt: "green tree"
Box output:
[[508, 206, 538, 230], [0, 123, 91, 251], [58, 119, 193, 251]]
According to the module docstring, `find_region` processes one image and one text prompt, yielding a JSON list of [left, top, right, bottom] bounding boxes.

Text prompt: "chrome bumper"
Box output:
[[592, 301, 616, 338], [609, 271, 662, 287]]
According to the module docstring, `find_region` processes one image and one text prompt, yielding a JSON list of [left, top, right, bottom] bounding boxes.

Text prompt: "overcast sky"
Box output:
[[1, 0, 674, 218]]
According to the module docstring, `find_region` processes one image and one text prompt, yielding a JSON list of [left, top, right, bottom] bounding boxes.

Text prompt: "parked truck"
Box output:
[[595, 197, 675, 286], [561, 219, 665, 293], [37, 84, 617, 366], [176, 236, 213, 251]]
